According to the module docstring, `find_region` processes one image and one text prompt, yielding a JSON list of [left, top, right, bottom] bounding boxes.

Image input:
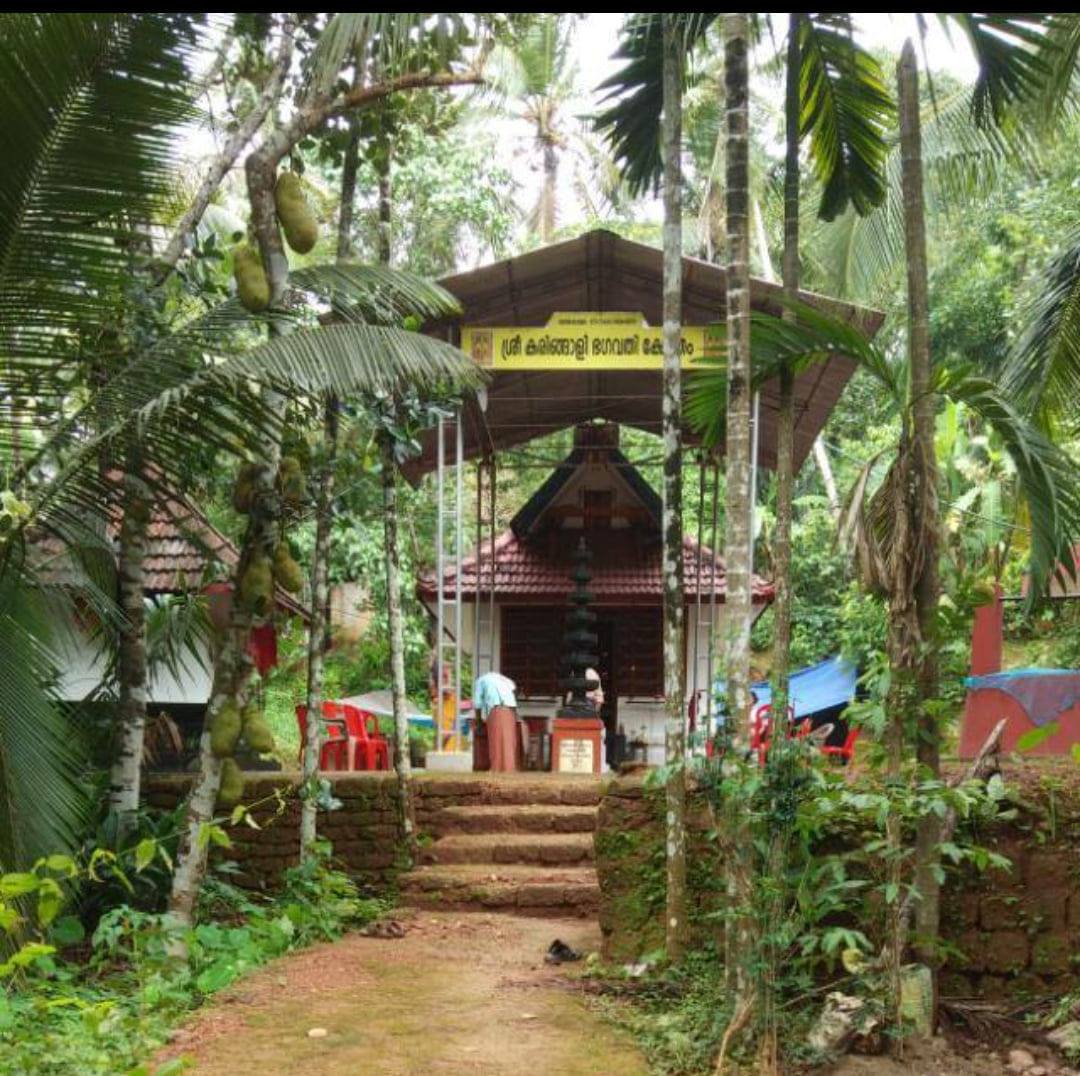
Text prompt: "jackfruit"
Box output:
[[277, 455, 306, 505], [242, 702, 275, 754], [274, 172, 318, 254], [272, 542, 304, 593], [209, 701, 242, 758], [239, 554, 273, 615], [233, 243, 270, 312], [217, 757, 244, 808], [232, 463, 261, 513]]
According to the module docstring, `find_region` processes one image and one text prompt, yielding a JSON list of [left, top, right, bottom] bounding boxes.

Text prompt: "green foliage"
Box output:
[[0, 841, 387, 1074], [610, 753, 1016, 1069]]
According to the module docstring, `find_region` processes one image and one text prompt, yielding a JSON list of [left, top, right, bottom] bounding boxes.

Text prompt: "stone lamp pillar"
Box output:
[[551, 538, 604, 774]]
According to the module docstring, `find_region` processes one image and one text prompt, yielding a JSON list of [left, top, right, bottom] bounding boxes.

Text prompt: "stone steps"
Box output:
[[403, 777, 602, 917], [419, 831, 594, 866], [432, 803, 598, 836], [401, 863, 600, 917]]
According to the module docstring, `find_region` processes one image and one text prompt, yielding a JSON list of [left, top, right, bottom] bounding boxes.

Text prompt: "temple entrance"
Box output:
[[409, 229, 882, 768]]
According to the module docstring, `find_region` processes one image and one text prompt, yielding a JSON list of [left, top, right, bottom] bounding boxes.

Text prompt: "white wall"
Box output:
[[54, 629, 214, 706]]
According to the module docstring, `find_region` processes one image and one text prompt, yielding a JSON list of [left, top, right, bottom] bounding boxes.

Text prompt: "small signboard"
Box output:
[[557, 737, 595, 775], [462, 312, 723, 372]]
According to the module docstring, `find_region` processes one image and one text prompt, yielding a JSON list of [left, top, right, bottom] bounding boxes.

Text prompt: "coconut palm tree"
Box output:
[[0, 14, 481, 894], [487, 14, 580, 242]]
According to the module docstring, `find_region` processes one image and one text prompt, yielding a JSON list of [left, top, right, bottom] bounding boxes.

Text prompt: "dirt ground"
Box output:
[[829, 1033, 1075, 1076], [155, 911, 647, 1076]]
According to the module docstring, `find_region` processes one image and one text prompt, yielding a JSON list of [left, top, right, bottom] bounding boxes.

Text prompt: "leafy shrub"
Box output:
[[0, 841, 388, 1074]]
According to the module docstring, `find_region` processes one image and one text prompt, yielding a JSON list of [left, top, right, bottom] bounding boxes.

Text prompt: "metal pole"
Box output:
[[749, 390, 761, 580], [435, 415, 445, 754], [454, 410, 464, 749], [488, 456, 496, 674], [692, 452, 705, 737], [706, 456, 720, 734], [477, 460, 486, 682]]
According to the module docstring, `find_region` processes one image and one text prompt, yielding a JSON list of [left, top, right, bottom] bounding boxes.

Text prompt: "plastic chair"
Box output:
[[295, 704, 355, 771], [340, 704, 390, 771], [750, 703, 802, 765], [820, 726, 860, 764]]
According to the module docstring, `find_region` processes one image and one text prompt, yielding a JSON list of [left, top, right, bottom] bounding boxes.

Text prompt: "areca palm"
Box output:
[[597, 13, 893, 733]]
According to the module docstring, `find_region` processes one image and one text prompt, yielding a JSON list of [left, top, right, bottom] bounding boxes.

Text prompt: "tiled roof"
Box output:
[[28, 479, 307, 618], [418, 529, 774, 605]]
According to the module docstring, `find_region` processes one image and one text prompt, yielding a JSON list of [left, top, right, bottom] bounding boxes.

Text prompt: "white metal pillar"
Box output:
[[435, 415, 445, 753]]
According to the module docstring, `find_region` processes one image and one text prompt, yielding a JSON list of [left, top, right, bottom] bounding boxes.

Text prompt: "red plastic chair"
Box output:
[[750, 704, 803, 764], [295, 703, 359, 771], [820, 726, 860, 763], [340, 704, 390, 771]]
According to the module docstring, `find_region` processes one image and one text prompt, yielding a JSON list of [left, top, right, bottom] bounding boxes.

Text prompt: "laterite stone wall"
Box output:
[[596, 762, 1080, 999], [145, 773, 405, 890]]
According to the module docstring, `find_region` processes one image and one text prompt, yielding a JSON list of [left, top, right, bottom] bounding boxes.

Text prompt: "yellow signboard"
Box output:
[[461, 312, 723, 371]]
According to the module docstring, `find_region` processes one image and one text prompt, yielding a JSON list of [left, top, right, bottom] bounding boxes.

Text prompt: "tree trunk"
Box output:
[[721, 10, 754, 1005], [772, 13, 801, 725], [299, 106, 358, 858], [168, 149, 291, 930], [300, 401, 337, 856], [660, 14, 688, 964], [110, 462, 148, 835], [337, 122, 361, 260], [813, 437, 840, 518], [540, 140, 558, 243], [382, 434, 416, 858], [722, 12, 753, 750], [377, 152, 392, 266], [899, 39, 942, 1007]]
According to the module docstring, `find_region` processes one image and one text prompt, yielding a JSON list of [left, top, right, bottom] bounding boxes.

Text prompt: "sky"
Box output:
[[517, 13, 984, 236], [183, 14, 987, 257]]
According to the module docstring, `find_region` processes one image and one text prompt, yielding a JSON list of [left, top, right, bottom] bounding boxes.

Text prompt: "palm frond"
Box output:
[[1035, 13, 1080, 124], [0, 567, 90, 871], [303, 13, 469, 96], [941, 14, 1051, 129], [489, 14, 575, 99], [935, 364, 1080, 602], [1004, 229, 1080, 427], [838, 446, 893, 592], [807, 84, 1036, 300], [798, 14, 895, 221], [594, 13, 717, 197], [686, 299, 901, 447], [0, 14, 197, 430]]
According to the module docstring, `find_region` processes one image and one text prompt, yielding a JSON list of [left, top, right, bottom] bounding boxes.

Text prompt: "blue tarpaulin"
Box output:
[[716, 657, 858, 719], [964, 668, 1080, 728]]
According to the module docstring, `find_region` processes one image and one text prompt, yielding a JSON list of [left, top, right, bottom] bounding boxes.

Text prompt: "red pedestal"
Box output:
[[551, 716, 603, 775]]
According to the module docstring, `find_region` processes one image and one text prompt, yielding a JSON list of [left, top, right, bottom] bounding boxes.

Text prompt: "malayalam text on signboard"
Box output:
[[461, 312, 723, 371]]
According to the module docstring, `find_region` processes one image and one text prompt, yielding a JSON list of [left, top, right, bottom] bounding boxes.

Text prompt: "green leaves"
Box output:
[[0, 14, 196, 430], [798, 15, 895, 221], [594, 14, 716, 197], [691, 302, 1080, 604], [1005, 228, 1080, 429], [1016, 721, 1059, 752], [942, 14, 1052, 130]]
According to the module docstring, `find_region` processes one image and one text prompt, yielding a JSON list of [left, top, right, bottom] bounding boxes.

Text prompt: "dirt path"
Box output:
[[158, 911, 647, 1076]]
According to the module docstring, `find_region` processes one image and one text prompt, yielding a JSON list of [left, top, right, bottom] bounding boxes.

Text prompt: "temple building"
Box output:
[[419, 422, 773, 766]]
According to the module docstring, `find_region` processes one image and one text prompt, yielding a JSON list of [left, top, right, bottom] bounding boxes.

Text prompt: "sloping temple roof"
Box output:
[[418, 424, 773, 606], [404, 229, 884, 482]]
